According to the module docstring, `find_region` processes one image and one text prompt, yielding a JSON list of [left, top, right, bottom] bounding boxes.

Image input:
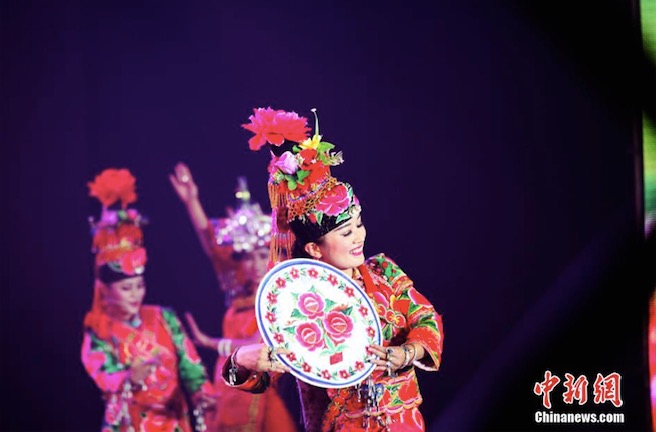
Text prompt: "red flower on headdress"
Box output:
[[92, 229, 119, 252], [242, 107, 310, 151], [315, 183, 351, 216], [91, 211, 144, 257], [298, 149, 330, 192], [93, 222, 144, 270], [119, 247, 147, 275], [299, 148, 319, 170], [88, 169, 137, 208], [116, 223, 143, 245]]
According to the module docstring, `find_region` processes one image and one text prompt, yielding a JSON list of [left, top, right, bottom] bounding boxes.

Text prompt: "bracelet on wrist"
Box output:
[[228, 346, 242, 386], [401, 344, 411, 368], [401, 343, 418, 368], [217, 338, 233, 357]]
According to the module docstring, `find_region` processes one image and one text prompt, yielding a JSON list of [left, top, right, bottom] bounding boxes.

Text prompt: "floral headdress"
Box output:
[[87, 168, 148, 281], [242, 107, 361, 265]]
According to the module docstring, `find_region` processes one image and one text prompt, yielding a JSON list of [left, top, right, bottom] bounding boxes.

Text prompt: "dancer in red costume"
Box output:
[[223, 108, 445, 431], [171, 164, 298, 432], [81, 168, 215, 432]]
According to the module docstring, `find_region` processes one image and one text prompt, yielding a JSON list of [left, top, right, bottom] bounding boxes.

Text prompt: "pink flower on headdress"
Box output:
[[119, 247, 147, 275], [100, 209, 119, 226], [88, 168, 137, 208], [272, 151, 299, 175], [242, 107, 310, 151], [315, 183, 350, 216]]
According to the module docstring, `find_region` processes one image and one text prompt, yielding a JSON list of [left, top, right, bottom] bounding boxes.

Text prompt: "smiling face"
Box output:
[[103, 275, 146, 321], [304, 213, 366, 277]]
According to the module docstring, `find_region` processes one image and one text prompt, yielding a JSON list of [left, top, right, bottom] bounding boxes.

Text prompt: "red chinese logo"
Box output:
[[534, 370, 561, 409], [593, 372, 623, 407], [562, 373, 589, 405], [534, 371, 623, 408]]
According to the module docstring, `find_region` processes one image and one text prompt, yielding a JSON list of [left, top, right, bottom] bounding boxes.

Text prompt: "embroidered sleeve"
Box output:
[[161, 308, 212, 394], [404, 288, 444, 371], [81, 330, 129, 393], [369, 253, 413, 294], [370, 253, 444, 371]]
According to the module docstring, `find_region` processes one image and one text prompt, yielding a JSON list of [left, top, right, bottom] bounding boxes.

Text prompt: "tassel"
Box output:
[[268, 181, 294, 266]]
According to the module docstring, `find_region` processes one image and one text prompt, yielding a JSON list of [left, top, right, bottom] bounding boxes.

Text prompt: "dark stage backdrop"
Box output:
[[2, 1, 653, 431]]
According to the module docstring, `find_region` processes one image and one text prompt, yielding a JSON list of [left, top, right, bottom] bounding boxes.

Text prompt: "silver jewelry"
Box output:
[[401, 344, 412, 368], [181, 175, 190, 183], [228, 346, 242, 385], [193, 404, 207, 432], [217, 338, 232, 357]]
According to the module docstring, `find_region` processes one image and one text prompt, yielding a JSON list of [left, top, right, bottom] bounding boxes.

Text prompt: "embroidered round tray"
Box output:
[[255, 258, 382, 388]]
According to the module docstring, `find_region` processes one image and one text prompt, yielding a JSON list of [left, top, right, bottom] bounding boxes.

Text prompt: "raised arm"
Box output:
[[169, 162, 213, 257]]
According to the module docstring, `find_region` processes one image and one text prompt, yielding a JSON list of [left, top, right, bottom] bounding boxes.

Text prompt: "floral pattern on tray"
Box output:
[[256, 258, 382, 388]]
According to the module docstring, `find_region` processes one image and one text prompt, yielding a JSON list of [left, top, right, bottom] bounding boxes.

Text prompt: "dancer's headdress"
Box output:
[[84, 168, 147, 336], [209, 177, 272, 303], [210, 177, 272, 254], [242, 107, 361, 265], [87, 168, 147, 283]]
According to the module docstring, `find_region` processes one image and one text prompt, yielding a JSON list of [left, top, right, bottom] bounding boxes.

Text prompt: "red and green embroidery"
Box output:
[[323, 253, 443, 427], [161, 308, 209, 394], [82, 307, 211, 432]]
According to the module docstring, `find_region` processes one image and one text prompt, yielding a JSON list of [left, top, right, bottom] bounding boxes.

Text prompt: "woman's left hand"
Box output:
[[367, 343, 405, 374], [169, 162, 199, 204]]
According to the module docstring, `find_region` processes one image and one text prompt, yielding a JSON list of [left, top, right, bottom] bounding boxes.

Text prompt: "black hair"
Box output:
[[98, 264, 144, 285], [291, 237, 322, 259]]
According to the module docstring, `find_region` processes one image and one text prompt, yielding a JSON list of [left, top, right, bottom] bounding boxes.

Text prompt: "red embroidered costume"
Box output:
[[223, 108, 444, 431]]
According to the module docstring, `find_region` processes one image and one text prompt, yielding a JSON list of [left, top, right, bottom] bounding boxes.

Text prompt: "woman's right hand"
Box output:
[[169, 162, 199, 204], [185, 312, 214, 349], [235, 343, 291, 374], [129, 357, 160, 385]]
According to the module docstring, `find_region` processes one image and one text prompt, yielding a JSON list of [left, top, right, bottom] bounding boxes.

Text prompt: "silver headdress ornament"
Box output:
[[210, 177, 272, 253]]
